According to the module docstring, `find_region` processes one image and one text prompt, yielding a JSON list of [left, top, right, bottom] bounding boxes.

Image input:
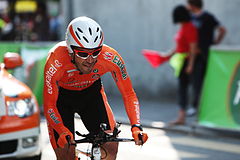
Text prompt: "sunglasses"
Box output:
[[74, 47, 102, 59]]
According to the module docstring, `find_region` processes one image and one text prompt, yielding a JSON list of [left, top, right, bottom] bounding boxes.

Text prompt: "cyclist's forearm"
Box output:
[[117, 80, 141, 125], [122, 93, 141, 125], [44, 105, 69, 134]]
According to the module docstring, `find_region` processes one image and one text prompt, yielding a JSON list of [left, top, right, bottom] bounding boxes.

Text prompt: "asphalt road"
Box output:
[[40, 118, 240, 160]]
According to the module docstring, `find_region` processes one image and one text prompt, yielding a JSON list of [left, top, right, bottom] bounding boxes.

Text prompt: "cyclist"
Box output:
[[43, 16, 148, 160]]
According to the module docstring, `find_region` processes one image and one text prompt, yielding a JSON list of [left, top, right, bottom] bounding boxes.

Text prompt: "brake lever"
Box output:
[[75, 131, 83, 136], [75, 131, 92, 138], [113, 127, 121, 137]]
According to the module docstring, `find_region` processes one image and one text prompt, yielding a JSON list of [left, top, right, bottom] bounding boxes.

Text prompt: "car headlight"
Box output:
[[7, 98, 37, 118]]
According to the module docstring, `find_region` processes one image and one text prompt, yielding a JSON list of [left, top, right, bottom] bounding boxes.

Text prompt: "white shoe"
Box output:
[[187, 107, 197, 116]]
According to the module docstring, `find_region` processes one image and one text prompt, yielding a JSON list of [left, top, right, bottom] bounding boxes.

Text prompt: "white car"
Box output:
[[0, 52, 41, 160]]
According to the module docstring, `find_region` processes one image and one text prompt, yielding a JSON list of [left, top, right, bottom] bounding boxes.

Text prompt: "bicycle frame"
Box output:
[[73, 123, 134, 160]]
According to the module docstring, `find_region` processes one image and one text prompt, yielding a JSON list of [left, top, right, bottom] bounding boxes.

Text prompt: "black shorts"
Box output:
[[53, 79, 115, 145]]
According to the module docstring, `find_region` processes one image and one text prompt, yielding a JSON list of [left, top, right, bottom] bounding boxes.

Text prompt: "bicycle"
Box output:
[[67, 122, 134, 160]]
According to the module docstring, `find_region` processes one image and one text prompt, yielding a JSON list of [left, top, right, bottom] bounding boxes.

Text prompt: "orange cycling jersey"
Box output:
[[43, 41, 140, 134]]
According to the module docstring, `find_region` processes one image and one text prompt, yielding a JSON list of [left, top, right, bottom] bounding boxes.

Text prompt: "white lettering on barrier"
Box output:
[[233, 80, 240, 106]]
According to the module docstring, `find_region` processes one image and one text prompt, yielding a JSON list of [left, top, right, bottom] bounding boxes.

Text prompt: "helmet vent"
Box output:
[[96, 27, 99, 32], [100, 31, 102, 39], [89, 27, 92, 35], [77, 28, 83, 33], [83, 36, 89, 43], [94, 36, 98, 43], [75, 31, 81, 40]]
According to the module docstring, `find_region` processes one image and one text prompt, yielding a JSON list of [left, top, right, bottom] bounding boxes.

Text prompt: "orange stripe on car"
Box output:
[[0, 113, 40, 134]]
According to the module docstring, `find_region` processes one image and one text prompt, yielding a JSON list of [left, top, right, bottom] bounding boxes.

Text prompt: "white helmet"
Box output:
[[65, 16, 104, 53]]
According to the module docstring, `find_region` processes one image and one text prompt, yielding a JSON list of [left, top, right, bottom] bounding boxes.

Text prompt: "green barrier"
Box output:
[[199, 48, 240, 131], [20, 44, 54, 106], [0, 42, 54, 107], [28, 57, 47, 106]]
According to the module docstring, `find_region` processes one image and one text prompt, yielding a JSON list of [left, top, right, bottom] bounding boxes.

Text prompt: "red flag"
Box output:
[[142, 49, 170, 68]]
